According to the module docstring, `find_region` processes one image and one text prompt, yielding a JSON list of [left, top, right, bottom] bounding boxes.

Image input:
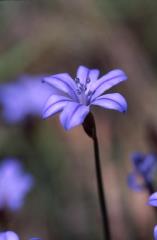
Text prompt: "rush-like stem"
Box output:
[[144, 179, 155, 195], [93, 130, 111, 240], [83, 113, 111, 240]]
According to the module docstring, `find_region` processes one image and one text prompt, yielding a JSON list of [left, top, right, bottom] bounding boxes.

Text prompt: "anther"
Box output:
[[76, 89, 81, 95], [75, 77, 80, 84], [86, 77, 91, 84], [87, 90, 92, 96]]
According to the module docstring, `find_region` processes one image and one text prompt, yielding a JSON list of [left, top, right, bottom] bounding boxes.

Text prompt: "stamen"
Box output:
[[76, 89, 81, 95], [75, 77, 80, 84], [87, 90, 92, 96], [86, 77, 91, 84]]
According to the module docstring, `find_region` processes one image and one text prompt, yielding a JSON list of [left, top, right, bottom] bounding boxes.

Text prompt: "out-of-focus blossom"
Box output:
[[154, 225, 157, 240], [148, 196, 157, 239], [148, 192, 157, 207], [0, 75, 53, 123], [30, 238, 41, 240], [0, 231, 19, 240], [42, 65, 127, 130], [0, 231, 41, 240], [0, 158, 34, 211], [128, 152, 157, 192]]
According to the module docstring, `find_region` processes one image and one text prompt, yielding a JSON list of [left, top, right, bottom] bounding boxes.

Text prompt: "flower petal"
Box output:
[[91, 93, 127, 112], [88, 69, 100, 83], [42, 95, 73, 119], [30, 238, 41, 240], [43, 73, 78, 101], [59, 102, 89, 130], [76, 66, 90, 85], [148, 192, 157, 207], [90, 69, 127, 101], [76, 66, 100, 85], [154, 225, 157, 240], [0, 231, 19, 240]]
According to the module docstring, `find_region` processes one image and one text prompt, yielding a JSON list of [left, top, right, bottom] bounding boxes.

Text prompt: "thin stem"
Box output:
[[145, 181, 155, 195], [83, 113, 111, 240], [93, 131, 111, 240]]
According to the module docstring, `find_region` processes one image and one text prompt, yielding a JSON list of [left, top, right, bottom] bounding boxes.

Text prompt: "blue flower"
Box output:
[[0, 158, 34, 211], [154, 225, 157, 240], [148, 192, 157, 207], [30, 237, 40, 240], [128, 152, 157, 192], [42, 66, 127, 130], [0, 231, 41, 240], [30, 239, 41, 240], [0, 75, 53, 123], [0, 231, 19, 240], [148, 197, 157, 239]]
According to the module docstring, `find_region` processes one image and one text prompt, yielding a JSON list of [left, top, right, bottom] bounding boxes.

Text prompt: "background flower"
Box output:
[[0, 231, 19, 240], [148, 196, 157, 240], [0, 158, 34, 211], [154, 225, 157, 240], [128, 152, 157, 192], [148, 192, 157, 207], [0, 231, 40, 240], [0, 75, 53, 123]]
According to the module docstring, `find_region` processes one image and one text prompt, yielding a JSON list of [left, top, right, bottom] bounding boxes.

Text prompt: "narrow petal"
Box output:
[[154, 226, 157, 240], [76, 66, 90, 85], [42, 95, 73, 119], [90, 69, 127, 101], [91, 93, 127, 113], [148, 192, 157, 207], [59, 102, 89, 130], [89, 69, 100, 83], [76, 66, 100, 85], [43, 73, 78, 101]]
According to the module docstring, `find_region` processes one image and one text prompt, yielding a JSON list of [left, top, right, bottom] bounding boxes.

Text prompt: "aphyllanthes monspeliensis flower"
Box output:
[[42, 66, 127, 130]]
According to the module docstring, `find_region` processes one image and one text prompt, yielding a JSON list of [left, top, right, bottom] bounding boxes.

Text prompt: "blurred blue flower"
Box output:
[[0, 231, 40, 240], [0, 158, 34, 211], [154, 225, 157, 240], [0, 231, 19, 240], [128, 152, 157, 192], [0, 75, 53, 123], [42, 65, 127, 130], [30, 238, 41, 240], [148, 196, 157, 239], [148, 192, 157, 207]]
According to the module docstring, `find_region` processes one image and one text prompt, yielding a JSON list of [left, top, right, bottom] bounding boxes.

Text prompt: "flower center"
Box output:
[[75, 77, 91, 105]]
